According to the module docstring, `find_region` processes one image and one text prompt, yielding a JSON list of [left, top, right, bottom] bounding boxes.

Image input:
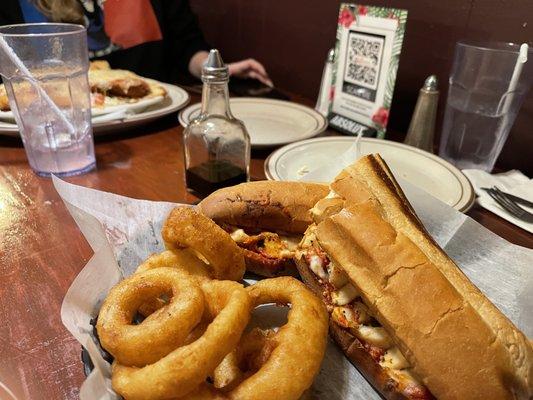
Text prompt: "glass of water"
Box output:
[[0, 23, 95, 177], [439, 41, 532, 171]]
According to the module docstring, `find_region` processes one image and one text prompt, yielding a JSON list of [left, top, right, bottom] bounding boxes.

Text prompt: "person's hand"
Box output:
[[228, 58, 273, 87], [189, 52, 273, 86]]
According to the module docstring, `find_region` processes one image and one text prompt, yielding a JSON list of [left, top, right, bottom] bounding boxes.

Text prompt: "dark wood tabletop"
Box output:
[[0, 91, 531, 399]]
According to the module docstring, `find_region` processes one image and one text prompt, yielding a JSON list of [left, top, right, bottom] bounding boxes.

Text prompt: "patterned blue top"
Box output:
[[17, 0, 117, 57]]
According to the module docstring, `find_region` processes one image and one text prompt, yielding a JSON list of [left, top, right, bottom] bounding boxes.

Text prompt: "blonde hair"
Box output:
[[32, 0, 85, 24]]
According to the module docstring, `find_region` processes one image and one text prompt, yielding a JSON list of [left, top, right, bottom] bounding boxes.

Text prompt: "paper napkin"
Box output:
[[463, 169, 533, 234]]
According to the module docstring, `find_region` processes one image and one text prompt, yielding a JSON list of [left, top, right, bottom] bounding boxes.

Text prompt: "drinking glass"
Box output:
[[0, 23, 95, 177], [439, 41, 532, 171]]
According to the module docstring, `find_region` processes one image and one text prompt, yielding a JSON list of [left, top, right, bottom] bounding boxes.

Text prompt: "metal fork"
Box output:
[[482, 187, 533, 223], [491, 186, 533, 208]]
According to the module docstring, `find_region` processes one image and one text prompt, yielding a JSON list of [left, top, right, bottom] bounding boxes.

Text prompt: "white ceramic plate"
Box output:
[[265, 136, 475, 212], [178, 97, 327, 148], [0, 82, 189, 136], [0, 95, 165, 120], [92, 95, 166, 116]]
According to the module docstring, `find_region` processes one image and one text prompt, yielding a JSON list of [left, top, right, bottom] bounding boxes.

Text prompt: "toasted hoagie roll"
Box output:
[[198, 181, 328, 277], [296, 154, 533, 400]]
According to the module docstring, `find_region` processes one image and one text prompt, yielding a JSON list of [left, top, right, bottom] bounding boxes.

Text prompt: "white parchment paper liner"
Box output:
[[52, 175, 532, 400]]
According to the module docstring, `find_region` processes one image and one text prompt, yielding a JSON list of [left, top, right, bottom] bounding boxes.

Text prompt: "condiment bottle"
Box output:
[[183, 49, 251, 198], [404, 75, 439, 153]]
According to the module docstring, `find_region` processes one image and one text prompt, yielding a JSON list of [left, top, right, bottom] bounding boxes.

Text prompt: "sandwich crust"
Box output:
[[198, 181, 328, 234], [311, 154, 533, 400]]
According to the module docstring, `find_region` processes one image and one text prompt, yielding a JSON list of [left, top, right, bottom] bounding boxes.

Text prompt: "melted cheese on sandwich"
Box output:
[[230, 228, 249, 242], [299, 226, 432, 398], [228, 226, 301, 259]]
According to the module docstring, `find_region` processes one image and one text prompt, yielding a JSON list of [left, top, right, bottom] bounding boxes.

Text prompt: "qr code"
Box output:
[[344, 32, 384, 90]]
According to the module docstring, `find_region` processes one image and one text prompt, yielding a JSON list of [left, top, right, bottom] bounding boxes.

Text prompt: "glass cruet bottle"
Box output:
[[183, 49, 251, 198]]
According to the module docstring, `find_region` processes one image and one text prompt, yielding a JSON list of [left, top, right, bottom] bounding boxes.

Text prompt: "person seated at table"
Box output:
[[0, 0, 272, 86]]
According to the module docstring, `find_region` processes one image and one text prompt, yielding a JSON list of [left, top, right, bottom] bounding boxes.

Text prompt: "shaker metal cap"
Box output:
[[202, 49, 229, 82], [424, 75, 438, 91], [327, 48, 335, 63]]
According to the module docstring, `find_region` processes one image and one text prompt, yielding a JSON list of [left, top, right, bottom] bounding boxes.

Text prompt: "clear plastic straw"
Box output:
[[0, 35, 77, 136], [499, 43, 528, 115], [491, 43, 528, 157]]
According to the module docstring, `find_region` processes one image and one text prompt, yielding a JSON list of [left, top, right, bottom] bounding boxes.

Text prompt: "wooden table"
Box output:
[[0, 92, 531, 399]]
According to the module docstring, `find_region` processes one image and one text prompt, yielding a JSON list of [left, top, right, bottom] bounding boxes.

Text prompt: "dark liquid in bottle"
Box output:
[[186, 160, 247, 198]]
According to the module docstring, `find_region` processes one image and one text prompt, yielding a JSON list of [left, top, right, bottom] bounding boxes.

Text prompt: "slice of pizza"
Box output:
[[0, 62, 167, 112], [88, 68, 167, 107], [88, 60, 165, 101], [89, 60, 111, 71]]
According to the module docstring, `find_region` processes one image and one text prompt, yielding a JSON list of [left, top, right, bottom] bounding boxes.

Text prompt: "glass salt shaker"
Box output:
[[183, 49, 251, 198]]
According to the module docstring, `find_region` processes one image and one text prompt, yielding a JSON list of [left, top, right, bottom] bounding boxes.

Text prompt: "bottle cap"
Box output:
[[202, 49, 229, 83]]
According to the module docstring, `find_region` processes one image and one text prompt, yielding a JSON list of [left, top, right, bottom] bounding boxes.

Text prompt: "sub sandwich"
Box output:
[[198, 181, 328, 277], [296, 154, 533, 399]]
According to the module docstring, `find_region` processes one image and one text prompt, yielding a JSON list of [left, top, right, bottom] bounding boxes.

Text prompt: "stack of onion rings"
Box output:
[[95, 208, 329, 400]]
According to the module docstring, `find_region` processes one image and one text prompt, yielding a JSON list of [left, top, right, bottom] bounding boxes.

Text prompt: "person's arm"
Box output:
[[161, 0, 272, 85], [188, 50, 209, 78]]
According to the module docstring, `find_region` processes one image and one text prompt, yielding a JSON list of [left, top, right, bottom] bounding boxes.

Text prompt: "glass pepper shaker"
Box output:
[[183, 49, 251, 198], [404, 75, 439, 153]]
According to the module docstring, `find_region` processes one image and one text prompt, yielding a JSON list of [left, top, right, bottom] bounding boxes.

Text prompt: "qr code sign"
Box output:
[[344, 32, 385, 90]]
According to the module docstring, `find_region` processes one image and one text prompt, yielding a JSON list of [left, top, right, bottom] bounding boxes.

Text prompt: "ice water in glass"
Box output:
[[0, 23, 95, 177], [439, 41, 532, 172], [439, 87, 518, 171]]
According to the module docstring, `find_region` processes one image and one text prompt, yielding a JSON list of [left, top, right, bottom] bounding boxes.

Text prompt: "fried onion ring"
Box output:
[[185, 384, 229, 400], [134, 246, 240, 317], [211, 277, 329, 400], [111, 280, 251, 400], [96, 268, 204, 368], [136, 249, 211, 279], [135, 249, 211, 316], [213, 351, 244, 391], [162, 207, 246, 281], [213, 328, 276, 391]]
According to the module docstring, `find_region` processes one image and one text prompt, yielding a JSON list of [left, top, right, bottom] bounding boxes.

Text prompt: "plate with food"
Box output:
[[0, 61, 189, 136], [178, 97, 328, 147], [265, 136, 475, 212], [57, 155, 531, 400]]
